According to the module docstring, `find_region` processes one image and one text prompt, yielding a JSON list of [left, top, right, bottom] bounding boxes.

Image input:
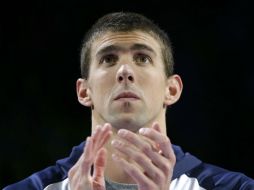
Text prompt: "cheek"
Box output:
[[140, 74, 166, 102], [149, 83, 164, 99], [90, 70, 115, 98]]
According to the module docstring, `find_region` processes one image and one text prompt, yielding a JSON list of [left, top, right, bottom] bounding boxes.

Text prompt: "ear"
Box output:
[[164, 74, 183, 106], [76, 78, 93, 107]]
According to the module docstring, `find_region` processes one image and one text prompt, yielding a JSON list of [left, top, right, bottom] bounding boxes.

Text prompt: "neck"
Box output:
[[91, 110, 167, 184]]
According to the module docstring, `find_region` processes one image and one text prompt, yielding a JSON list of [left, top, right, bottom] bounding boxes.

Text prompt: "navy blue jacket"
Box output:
[[4, 142, 254, 190]]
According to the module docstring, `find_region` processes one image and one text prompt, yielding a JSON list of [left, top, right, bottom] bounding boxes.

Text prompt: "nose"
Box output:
[[116, 64, 135, 84]]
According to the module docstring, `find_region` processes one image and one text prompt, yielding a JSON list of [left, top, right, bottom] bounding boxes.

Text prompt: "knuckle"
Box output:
[[161, 136, 169, 144], [129, 167, 136, 175], [76, 181, 85, 190], [68, 167, 75, 178], [161, 162, 171, 173], [161, 160, 175, 177], [82, 158, 92, 166], [141, 144, 151, 154], [126, 132, 135, 141], [133, 153, 143, 161], [93, 181, 103, 189], [127, 165, 136, 175], [154, 171, 164, 183], [141, 182, 156, 190], [171, 154, 176, 164]]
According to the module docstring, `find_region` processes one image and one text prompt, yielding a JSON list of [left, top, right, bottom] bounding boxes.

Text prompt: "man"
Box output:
[[4, 12, 254, 190]]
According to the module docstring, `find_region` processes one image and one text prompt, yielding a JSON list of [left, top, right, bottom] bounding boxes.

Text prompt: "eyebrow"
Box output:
[[96, 43, 156, 57], [130, 43, 155, 54]]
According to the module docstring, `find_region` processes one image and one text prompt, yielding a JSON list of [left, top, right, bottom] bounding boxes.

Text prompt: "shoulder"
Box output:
[[172, 145, 254, 189], [187, 162, 254, 189], [3, 142, 85, 190]]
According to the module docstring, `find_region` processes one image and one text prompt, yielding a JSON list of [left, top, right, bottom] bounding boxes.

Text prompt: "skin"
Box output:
[[69, 30, 183, 190]]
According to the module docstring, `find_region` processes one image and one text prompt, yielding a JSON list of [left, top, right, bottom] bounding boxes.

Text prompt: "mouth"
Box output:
[[114, 91, 140, 101]]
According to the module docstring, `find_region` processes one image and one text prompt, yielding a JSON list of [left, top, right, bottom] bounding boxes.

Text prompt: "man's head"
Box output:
[[77, 12, 182, 132], [80, 12, 174, 79]]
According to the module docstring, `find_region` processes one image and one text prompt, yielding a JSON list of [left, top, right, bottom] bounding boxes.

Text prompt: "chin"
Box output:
[[109, 116, 143, 132]]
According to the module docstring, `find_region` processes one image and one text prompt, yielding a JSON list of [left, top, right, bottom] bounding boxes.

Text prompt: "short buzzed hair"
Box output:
[[80, 12, 174, 79]]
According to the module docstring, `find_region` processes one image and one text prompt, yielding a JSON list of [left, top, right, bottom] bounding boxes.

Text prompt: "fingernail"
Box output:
[[104, 123, 113, 132], [86, 137, 90, 145], [118, 129, 128, 137], [92, 125, 101, 135], [111, 140, 121, 147], [139, 128, 148, 134], [102, 124, 107, 131], [112, 154, 120, 161], [111, 140, 117, 146]]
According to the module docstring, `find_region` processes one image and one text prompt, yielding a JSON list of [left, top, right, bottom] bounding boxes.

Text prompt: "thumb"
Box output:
[[93, 148, 107, 190], [152, 122, 161, 133]]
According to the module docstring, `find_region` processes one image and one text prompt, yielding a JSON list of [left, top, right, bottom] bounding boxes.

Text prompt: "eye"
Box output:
[[134, 53, 152, 65], [99, 54, 118, 66]]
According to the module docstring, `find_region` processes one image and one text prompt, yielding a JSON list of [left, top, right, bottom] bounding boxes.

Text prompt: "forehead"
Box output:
[[91, 30, 162, 55]]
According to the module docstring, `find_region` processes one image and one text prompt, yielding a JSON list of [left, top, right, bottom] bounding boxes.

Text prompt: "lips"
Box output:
[[114, 91, 140, 100]]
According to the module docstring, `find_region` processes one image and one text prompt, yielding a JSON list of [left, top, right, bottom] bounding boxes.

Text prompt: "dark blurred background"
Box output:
[[1, 0, 253, 188]]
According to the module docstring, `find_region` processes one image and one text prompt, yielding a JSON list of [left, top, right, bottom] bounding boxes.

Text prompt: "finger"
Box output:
[[143, 147, 174, 177], [68, 137, 93, 190], [91, 125, 103, 146], [111, 139, 164, 185], [69, 168, 92, 190], [91, 124, 112, 151], [69, 136, 93, 179], [76, 124, 111, 176], [69, 125, 111, 190], [117, 128, 175, 174], [151, 123, 163, 152], [81, 124, 111, 174], [152, 122, 161, 133], [117, 129, 157, 156], [96, 123, 112, 149], [112, 153, 156, 190], [68, 136, 91, 177], [93, 148, 107, 189], [117, 129, 150, 149], [117, 129, 174, 177], [93, 148, 107, 183], [139, 125, 174, 160], [80, 137, 94, 177], [92, 180, 105, 190]]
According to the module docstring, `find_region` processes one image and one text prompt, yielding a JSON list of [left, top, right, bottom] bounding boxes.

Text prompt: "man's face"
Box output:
[[86, 31, 169, 131]]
